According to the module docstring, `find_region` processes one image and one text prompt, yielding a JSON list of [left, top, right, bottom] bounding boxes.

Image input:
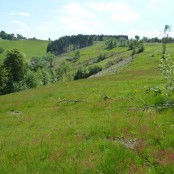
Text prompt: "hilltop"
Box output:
[[1, 38, 174, 173]]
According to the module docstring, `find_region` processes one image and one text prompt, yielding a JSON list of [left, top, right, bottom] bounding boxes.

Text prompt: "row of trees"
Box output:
[[47, 34, 129, 55], [0, 31, 27, 40], [47, 34, 94, 55], [0, 49, 74, 95], [104, 36, 144, 54], [105, 37, 128, 50], [74, 65, 102, 80], [93, 34, 128, 41], [143, 36, 174, 43]]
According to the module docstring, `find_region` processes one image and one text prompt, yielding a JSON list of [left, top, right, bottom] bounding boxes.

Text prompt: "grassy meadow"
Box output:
[[1, 42, 174, 173], [0, 39, 50, 60]]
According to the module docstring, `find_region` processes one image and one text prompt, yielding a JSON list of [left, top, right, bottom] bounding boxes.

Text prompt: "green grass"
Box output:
[[0, 39, 50, 60], [54, 41, 131, 71], [1, 43, 174, 173]]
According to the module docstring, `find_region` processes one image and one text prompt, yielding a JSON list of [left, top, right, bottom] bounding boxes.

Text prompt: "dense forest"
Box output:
[[47, 34, 128, 55]]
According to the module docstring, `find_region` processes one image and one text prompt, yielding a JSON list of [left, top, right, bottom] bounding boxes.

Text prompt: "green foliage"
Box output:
[[4, 49, 25, 82], [1, 43, 174, 173], [73, 50, 80, 61], [38, 68, 52, 85], [0, 63, 8, 94], [105, 37, 117, 50], [137, 43, 144, 53], [42, 52, 55, 68], [13, 80, 28, 92], [29, 56, 46, 71], [47, 34, 94, 55], [0, 39, 49, 60], [2, 49, 25, 93], [128, 39, 145, 53], [0, 30, 15, 40], [135, 35, 140, 40], [146, 54, 174, 106], [159, 54, 174, 96], [24, 70, 42, 88], [128, 41, 135, 50], [0, 47, 4, 53], [0, 49, 56, 94], [118, 37, 128, 47], [162, 25, 171, 57], [97, 53, 106, 62], [74, 65, 102, 80], [56, 61, 72, 82]]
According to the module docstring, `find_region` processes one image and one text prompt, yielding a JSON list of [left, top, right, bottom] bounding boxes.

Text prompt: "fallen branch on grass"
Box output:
[[57, 98, 87, 103]]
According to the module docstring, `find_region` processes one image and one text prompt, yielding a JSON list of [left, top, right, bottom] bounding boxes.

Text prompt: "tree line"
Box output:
[[0, 30, 27, 40], [0, 49, 74, 95], [143, 36, 174, 43], [47, 34, 128, 55], [0, 30, 40, 40]]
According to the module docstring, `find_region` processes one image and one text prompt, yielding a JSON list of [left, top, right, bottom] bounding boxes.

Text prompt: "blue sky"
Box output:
[[1, 0, 174, 40]]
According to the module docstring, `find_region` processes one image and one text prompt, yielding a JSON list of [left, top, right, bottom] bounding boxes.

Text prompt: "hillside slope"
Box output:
[[1, 44, 174, 173], [0, 39, 50, 60]]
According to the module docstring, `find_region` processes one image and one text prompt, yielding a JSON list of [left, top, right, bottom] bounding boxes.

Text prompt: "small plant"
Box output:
[[146, 54, 174, 106], [97, 53, 106, 62], [73, 50, 80, 61], [0, 47, 4, 53]]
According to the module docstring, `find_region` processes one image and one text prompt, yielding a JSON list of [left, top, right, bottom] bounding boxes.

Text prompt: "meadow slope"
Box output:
[[0, 43, 174, 173], [0, 39, 50, 60]]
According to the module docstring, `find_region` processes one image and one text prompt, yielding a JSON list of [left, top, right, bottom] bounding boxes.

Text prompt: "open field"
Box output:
[[0, 39, 50, 60], [0, 43, 174, 173]]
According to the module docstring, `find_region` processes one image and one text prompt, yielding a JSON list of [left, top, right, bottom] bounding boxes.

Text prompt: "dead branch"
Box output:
[[57, 98, 87, 103]]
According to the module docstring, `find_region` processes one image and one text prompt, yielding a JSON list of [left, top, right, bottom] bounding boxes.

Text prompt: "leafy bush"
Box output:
[[137, 44, 144, 53], [73, 50, 80, 62], [56, 61, 72, 82], [25, 70, 42, 88], [96, 53, 106, 62], [74, 65, 102, 80], [146, 54, 174, 105], [105, 37, 117, 50], [0, 47, 4, 53]]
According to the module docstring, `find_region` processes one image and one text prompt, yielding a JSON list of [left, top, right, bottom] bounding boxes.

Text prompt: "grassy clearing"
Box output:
[[1, 43, 174, 173], [0, 40, 50, 60]]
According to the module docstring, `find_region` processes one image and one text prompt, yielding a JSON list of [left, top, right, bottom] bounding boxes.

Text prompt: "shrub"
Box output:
[[146, 54, 174, 105], [0, 47, 4, 53], [25, 70, 42, 88], [97, 53, 106, 62], [74, 65, 102, 80]]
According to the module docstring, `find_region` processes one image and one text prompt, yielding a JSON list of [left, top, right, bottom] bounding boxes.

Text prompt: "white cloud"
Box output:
[[87, 2, 129, 12], [111, 10, 140, 22], [87, 2, 140, 22], [10, 12, 31, 17], [59, 16, 103, 33], [12, 20, 28, 33], [57, 2, 105, 34], [36, 26, 49, 32], [147, 0, 158, 9], [60, 2, 95, 19], [12, 20, 27, 27], [18, 12, 31, 17], [10, 12, 15, 16], [121, 29, 162, 38]]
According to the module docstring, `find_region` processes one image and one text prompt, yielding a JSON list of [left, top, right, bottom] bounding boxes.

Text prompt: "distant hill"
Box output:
[[0, 39, 50, 60]]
